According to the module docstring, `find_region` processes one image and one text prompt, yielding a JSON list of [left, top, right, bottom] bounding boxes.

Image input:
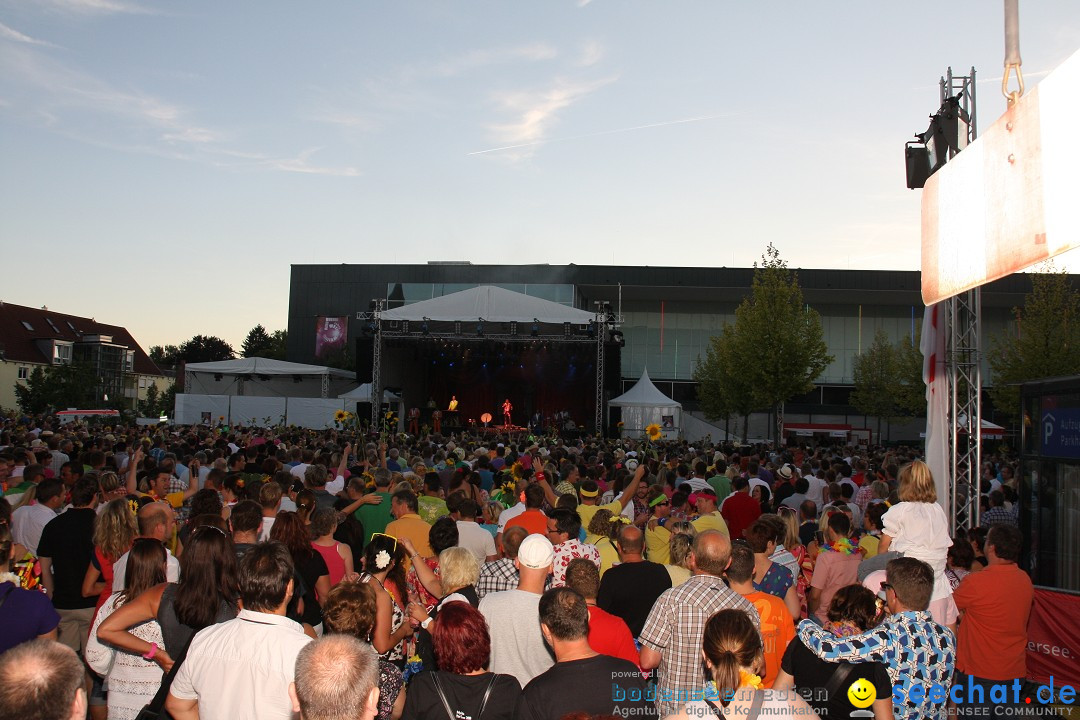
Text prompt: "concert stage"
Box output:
[[377, 338, 618, 434]]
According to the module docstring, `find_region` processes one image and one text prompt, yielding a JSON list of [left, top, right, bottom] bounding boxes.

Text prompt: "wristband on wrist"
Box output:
[[142, 642, 158, 660], [421, 617, 433, 630], [535, 472, 545, 482]]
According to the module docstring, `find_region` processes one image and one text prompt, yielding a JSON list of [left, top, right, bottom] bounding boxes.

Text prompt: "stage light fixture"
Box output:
[[213, 373, 223, 381], [510, 321, 518, 336], [609, 329, 625, 347], [563, 322, 571, 339]]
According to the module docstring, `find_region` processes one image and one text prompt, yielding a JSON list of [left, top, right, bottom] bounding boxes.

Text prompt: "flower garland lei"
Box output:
[[820, 536, 859, 555]]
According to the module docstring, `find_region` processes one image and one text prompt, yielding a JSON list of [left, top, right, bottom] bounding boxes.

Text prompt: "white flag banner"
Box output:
[[921, 302, 949, 508]]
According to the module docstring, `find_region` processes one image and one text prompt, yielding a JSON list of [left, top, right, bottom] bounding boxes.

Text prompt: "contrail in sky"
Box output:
[[467, 112, 741, 156]]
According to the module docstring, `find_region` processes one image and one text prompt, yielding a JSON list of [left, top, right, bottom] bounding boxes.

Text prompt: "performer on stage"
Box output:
[[448, 395, 459, 411], [432, 408, 442, 434], [502, 398, 513, 427], [407, 406, 420, 435]]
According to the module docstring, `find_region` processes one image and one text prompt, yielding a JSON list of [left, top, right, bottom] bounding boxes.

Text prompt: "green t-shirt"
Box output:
[[707, 474, 731, 500], [354, 491, 395, 548]]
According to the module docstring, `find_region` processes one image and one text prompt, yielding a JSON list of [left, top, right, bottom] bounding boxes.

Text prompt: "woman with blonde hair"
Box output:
[[668, 609, 814, 719], [878, 460, 956, 628], [82, 498, 139, 611], [96, 471, 128, 508], [587, 509, 622, 577], [664, 521, 698, 587]]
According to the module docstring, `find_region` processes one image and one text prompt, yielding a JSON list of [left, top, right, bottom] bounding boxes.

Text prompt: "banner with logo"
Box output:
[[314, 316, 348, 359], [1027, 588, 1080, 687]]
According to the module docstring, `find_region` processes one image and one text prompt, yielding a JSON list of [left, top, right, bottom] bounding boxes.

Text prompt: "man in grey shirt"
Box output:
[[478, 534, 556, 686]]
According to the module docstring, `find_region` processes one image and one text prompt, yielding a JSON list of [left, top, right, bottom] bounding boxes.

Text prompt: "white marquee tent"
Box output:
[[176, 357, 359, 429], [608, 368, 682, 440]]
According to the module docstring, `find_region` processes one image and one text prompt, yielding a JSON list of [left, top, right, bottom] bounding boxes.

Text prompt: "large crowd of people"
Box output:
[[0, 413, 1040, 719]]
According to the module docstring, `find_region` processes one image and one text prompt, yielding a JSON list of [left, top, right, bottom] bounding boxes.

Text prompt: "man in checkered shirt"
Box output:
[[979, 490, 1018, 527], [639, 530, 759, 717]]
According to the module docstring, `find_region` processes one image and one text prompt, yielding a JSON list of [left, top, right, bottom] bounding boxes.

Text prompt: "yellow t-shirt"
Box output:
[[859, 533, 881, 558], [645, 522, 671, 564], [578, 500, 622, 543], [692, 511, 730, 537], [594, 537, 620, 578]]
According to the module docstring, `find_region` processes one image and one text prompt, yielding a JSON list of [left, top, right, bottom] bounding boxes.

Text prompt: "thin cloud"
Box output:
[[470, 111, 735, 157], [422, 43, 558, 78], [486, 76, 615, 154], [578, 40, 603, 67], [37, 0, 154, 14], [1, 44, 357, 177], [0, 21, 59, 47]]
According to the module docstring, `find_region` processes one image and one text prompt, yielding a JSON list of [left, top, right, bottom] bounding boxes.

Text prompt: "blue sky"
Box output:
[[2, 0, 1078, 351]]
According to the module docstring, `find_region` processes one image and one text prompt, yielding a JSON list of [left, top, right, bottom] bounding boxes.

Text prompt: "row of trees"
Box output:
[[695, 249, 1080, 439], [148, 326, 288, 369]]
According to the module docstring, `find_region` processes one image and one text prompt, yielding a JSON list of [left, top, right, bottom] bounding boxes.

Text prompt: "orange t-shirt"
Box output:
[[953, 562, 1034, 680], [504, 508, 549, 536], [743, 590, 795, 688]]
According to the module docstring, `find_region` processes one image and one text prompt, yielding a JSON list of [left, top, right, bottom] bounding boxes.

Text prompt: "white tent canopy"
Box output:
[[338, 384, 401, 403], [185, 358, 354, 379], [608, 369, 682, 439], [380, 285, 595, 324]]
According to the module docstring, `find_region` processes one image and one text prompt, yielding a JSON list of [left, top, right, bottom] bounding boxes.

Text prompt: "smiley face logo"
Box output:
[[847, 678, 876, 709]]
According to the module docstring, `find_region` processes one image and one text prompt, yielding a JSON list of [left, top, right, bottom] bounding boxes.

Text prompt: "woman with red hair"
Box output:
[[402, 601, 520, 719]]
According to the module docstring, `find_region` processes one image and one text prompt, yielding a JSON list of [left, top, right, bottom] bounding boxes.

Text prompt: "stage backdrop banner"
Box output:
[[315, 316, 348, 359], [1026, 588, 1080, 687]]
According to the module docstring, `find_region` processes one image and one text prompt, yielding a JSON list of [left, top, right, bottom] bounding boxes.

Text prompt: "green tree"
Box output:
[[15, 363, 99, 414], [268, 330, 288, 360], [149, 344, 181, 368], [159, 382, 177, 418], [242, 325, 274, 358], [733, 244, 833, 440], [138, 383, 161, 417], [895, 334, 926, 417], [850, 329, 900, 439], [178, 335, 235, 363], [694, 324, 757, 441], [989, 269, 1080, 422]]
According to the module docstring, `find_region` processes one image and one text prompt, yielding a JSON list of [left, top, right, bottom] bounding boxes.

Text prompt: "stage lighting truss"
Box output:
[[905, 68, 975, 190]]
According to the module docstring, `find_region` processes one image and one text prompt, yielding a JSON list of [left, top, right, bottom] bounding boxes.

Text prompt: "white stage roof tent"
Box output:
[[380, 285, 595, 324], [608, 369, 682, 439]]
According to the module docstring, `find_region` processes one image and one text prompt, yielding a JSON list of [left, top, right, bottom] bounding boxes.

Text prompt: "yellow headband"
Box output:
[[579, 487, 599, 498]]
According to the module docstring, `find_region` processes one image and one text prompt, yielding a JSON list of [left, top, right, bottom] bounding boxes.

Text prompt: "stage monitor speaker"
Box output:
[[356, 337, 374, 383]]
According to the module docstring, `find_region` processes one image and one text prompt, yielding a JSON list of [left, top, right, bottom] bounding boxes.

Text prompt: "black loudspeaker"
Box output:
[[355, 338, 374, 383]]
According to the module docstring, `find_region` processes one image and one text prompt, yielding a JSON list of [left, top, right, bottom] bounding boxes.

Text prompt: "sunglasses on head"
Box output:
[[369, 532, 398, 553]]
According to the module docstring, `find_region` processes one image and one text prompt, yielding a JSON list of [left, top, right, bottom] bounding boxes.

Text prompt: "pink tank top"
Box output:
[[311, 541, 346, 588]]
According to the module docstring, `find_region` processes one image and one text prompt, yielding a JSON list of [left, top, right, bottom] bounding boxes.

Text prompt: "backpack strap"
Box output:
[[429, 672, 456, 720], [476, 674, 500, 719]]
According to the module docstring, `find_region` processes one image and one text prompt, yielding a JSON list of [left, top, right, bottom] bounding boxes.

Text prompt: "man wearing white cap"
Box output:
[[479, 534, 556, 686]]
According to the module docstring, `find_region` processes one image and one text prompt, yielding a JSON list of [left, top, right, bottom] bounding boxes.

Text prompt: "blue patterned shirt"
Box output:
[[797, 611, 956, 720]]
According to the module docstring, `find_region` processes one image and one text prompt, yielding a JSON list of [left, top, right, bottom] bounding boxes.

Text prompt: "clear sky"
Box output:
[[2, 1, 1078, 351]]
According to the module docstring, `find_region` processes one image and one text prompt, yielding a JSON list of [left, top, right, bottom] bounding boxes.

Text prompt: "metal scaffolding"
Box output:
[[941, 67, 983, 534]]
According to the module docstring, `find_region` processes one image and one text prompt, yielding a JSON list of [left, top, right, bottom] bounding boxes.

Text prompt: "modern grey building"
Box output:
[[287, 263, 1042, 440]]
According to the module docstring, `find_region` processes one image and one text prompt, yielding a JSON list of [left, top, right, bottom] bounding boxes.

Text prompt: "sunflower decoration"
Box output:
[[491, 479, 518, 507], [645, 423, 662, 441], [334, 409, 348, 424], [510, 461, 526, 480]]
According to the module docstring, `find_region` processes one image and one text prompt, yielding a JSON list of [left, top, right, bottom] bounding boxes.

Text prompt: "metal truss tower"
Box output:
[[941, 67, 983, 534]]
